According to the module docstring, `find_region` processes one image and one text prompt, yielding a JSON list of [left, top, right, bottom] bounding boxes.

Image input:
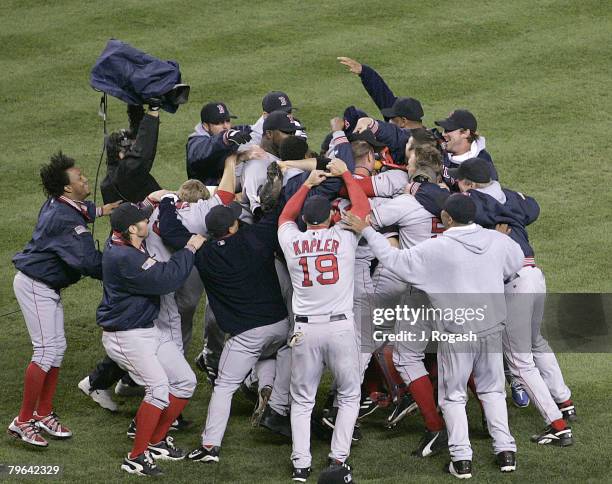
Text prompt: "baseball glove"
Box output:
[[258, 161, 284, 212]]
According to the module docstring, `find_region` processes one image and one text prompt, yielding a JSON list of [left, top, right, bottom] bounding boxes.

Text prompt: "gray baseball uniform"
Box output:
[[362, 223, 523, 462], [278, 221, 361, 469]]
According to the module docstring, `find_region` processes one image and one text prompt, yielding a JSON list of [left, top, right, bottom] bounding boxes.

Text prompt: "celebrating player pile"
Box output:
[[7, 55, 577, 482]]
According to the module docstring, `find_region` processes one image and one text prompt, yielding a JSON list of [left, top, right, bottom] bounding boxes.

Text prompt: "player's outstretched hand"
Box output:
[[187, 234, 206, 251], [337, 56, 363, 75], [342, 211, 371, 234], [100, 200, 122, 216], [326, 158, 348, 176], [354, 117, 374, 133], [304, 170, 327, 188]]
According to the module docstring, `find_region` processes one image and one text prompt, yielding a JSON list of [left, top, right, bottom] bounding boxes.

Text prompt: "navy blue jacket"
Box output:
[[159, 203, 287, 335], [413, 182, 539, 257], [13, 197, 103, 289], [442, 150, 498, 189], [359, 64, 397, 117], [372, 120, 411, 164], [96, 235, 194, 331]]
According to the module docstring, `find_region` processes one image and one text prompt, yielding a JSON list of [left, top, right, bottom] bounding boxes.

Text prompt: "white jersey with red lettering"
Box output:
[[278, 222, 359, 317], [370, 193, 443, 248]]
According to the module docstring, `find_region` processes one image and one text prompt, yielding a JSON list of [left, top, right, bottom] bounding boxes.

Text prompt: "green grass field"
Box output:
[[1, 0, 611, 482]]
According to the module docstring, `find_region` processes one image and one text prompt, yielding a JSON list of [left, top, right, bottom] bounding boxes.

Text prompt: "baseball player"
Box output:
[[413, 157, 576, 445], [186, 101, 253, 185], [433, 109, 498, 186], [249, 91, 306, 146], [156, 195, 291, 463], [278, 163, 369, 482], [97, 203, 205, 476], [8, 152, 118, 448], [366, 143, 449, 455], [343, 194, 524, 478]]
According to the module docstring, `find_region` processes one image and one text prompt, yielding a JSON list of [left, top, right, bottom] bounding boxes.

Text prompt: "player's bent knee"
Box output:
[[146, 382, 170, 409], [32, 345, 56, 373], [170, 370, 197, 398]]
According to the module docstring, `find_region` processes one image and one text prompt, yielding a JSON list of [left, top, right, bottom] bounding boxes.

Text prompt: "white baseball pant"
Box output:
[[438, 331, 516, 461], [102, 326, 196, 409], [201, 318, 290, 447], [290, 317, 361, 468], [503, 266, 571, 423], [13, 271, 66, 371]]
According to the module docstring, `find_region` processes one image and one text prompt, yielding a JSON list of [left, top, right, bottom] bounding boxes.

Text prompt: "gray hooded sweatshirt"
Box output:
[[362, 223, 523, 335]]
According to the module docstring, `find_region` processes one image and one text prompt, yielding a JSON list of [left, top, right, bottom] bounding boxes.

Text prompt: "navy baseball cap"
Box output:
[[347, 129, 386, 149], [200, 102, 237, 124], [262, 91, 294, 113], [443, 193, 477, 224], [110, 203, 148, 232], [205, 202, 242, 238], [303, 195, 331, 225], [447, 158, 491, 183], [263, 110, 304, 133], [381, 97, 424, 121], [343, 105, 369, 132], [435, 109, 477, 132]]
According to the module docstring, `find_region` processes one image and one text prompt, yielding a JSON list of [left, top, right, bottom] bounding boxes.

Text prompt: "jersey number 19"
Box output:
[[298, 255, 339, 286]]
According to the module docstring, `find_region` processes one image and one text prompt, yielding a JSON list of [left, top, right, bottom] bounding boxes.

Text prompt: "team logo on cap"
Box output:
[[217, 104, 225, 114], [279, 96, 287, 106]]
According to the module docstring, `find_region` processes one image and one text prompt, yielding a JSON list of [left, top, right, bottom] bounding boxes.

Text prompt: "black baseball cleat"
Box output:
[[447, 460, 472, 479], [195, 352, 218, 386], [291, 466, 311, 482], [148, 435, 186, 461], [259, 405, 291, 438], [352, 423, 363, 442], [358, 394, 379, 420], [412, 429, 448, 457], [496, 451, 516, 472], [126, 418, 136, 439], [169, 414, 191, 432], [121, 450, 163, 476], [321, 406, 338, 430], [187, 445, 220, 463], [531, 425, 573, 446], [558, 402, 578, 422], [319, 459, 354, 482], [386, 393, 418, 428]]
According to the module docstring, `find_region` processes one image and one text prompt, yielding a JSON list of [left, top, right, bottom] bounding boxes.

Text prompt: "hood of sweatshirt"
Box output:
[[442, 224, 492, 254], [449, 136, 487, 163], [189, 123, 210, 139], [474, 180, 506, 203]]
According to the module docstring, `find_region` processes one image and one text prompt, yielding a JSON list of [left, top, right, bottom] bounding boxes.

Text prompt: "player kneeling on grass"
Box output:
[[8, 152, 118, 448], [96, 203, 205, 476]]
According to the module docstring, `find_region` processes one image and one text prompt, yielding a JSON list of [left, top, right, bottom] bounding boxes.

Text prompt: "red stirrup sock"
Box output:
[[18, 362, 47, 422], [130, 402, 163, 458], [36, 367, 60, 416], [150, 394, 189, 444], [409, 375, 444, 432]]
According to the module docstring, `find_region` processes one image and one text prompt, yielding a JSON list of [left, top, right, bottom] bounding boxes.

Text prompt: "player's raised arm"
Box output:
[[216, 153, 238, 204]]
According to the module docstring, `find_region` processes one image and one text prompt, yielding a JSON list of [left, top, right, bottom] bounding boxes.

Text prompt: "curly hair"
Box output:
[[40, 151, 75, 198]]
